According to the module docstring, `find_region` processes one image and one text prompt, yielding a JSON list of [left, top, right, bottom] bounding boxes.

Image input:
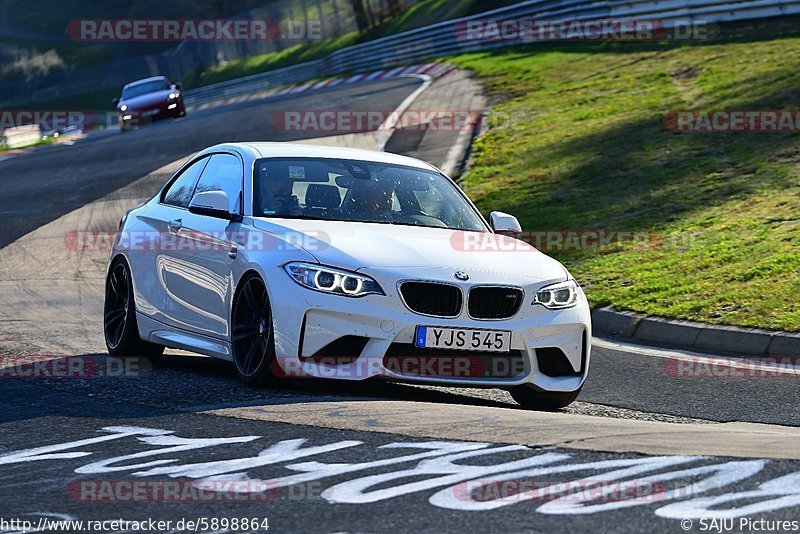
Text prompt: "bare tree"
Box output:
[[386, 0, 401, 16], [349, 0, 370, 33]]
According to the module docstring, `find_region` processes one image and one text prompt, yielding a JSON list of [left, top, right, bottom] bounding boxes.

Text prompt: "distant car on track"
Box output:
[[103, 143, 591, 409], [113, 76, 186, 131]]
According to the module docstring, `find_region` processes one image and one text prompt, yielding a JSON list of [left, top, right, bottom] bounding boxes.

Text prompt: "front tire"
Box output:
[[104, 258, 164, 361], [231, 275, 276, 386], [509, 385, 582, 411]]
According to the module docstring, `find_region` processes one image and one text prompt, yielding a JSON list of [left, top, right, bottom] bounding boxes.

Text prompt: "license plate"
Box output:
[[415, 326, 511, 353], [141, 109, 159, 117]]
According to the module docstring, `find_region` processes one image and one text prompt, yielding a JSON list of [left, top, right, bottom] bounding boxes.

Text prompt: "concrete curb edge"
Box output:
[[591, 305, 800, 357]]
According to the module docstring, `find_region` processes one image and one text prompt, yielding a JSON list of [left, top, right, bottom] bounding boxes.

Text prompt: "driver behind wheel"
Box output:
[[349, 183, 394, 220], [258, 168, 301, 216]]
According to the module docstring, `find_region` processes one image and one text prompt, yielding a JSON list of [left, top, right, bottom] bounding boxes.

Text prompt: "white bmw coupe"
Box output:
[[104, 143, 591, 409]]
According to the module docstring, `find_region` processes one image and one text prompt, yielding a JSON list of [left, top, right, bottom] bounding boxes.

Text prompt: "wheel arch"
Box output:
[[229, 267, 268, 332], [107, 252, 154, 328], [108, 251, 134, 289]]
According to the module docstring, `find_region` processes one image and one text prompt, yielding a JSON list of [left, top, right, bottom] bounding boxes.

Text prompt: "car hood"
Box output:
[[252, 218, 567, 283], [120, 90, 170, 110]]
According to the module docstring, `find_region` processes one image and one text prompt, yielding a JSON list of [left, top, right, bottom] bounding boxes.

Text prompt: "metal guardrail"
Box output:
[[183, 0, 800, 106], [1, 125, 41, 149], [183, 61, 325, 104]]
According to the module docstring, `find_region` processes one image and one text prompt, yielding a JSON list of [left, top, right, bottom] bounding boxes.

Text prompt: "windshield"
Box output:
[[122, 80, 170, 99], [253, 157, 488, 231]]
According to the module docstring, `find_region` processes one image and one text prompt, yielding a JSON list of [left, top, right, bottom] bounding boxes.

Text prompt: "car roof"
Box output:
[[123, 76, 169, 89], [226, 142, 439, 172]]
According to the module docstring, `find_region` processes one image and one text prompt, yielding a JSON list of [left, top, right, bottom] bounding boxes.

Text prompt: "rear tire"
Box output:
[[509, 385, 582, 411], [104, 258, 164, 361], [231, 275, 277, 386]]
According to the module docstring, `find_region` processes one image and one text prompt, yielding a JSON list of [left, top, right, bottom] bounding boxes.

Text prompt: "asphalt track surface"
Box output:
[[1, 77, 798, 533], [0, 77, 424, 249]]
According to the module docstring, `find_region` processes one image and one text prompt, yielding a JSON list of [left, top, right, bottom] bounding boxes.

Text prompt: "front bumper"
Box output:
[[263, 265, 591, 393], [119, 101, 183, 128]]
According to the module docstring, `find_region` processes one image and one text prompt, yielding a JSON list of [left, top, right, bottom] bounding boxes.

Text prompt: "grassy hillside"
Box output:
[[188, 0, 518, 88], [5, 0, 516, 86], [7, 0, 268, 36], [186, 32, 360, 88], [4, 0, 272, 72], [450, 24, 800, 331], [374, 0, 518, 35]]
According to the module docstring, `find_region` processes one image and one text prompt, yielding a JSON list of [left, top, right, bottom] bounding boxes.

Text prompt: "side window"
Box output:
[[163, 157, 209, 208], [192, 154, 243, 212]]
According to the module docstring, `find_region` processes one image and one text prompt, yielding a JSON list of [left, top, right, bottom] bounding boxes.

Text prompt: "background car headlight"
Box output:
[[533, 280, 580, 309], [284, 262, 383, 297]]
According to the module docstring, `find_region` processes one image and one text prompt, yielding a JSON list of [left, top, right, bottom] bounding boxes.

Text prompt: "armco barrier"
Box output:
[[1, 125, 41, 149], [182, 0, 800, 106]]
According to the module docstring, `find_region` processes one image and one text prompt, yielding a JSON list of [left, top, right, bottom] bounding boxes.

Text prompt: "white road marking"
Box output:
[[2, 426, 799, 519], [441, 113, 478, 176], [376, 74, 434, 151]]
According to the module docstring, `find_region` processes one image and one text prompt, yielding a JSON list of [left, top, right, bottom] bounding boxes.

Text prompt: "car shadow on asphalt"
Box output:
[[1, 352, 520, 425]]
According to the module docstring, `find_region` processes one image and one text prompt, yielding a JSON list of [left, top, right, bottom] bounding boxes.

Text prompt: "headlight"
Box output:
[[120, 104, 128, 112], [168, 92, 180, 100], [533, 280, 580, 309], [284, 262, 384, 297]]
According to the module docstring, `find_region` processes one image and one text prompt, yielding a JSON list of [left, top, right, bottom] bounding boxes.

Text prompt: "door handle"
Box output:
[[168, 218, 182, 232], [229, 245, 238, 259]]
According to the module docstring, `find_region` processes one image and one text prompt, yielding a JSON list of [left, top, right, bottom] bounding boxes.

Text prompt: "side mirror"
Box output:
[[189, 190, 238, 220], [490, 211, 522, 236], [174, 82, 183, 90], [112, 97, 120, 106]]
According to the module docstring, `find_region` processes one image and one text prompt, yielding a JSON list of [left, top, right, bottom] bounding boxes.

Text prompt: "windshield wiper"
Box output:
[[262, 214, 330, 221], [261, 215, 458, 230]]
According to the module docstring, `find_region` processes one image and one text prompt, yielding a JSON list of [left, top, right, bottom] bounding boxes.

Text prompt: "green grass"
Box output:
[[370, 0, 519, 36], [185, 32, 361, 88], [449, 27, 800, 331], [0, 136, 54, 152]]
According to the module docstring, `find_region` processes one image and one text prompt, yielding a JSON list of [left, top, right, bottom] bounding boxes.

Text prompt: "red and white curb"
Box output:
[[186, 62, 456, 113]]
